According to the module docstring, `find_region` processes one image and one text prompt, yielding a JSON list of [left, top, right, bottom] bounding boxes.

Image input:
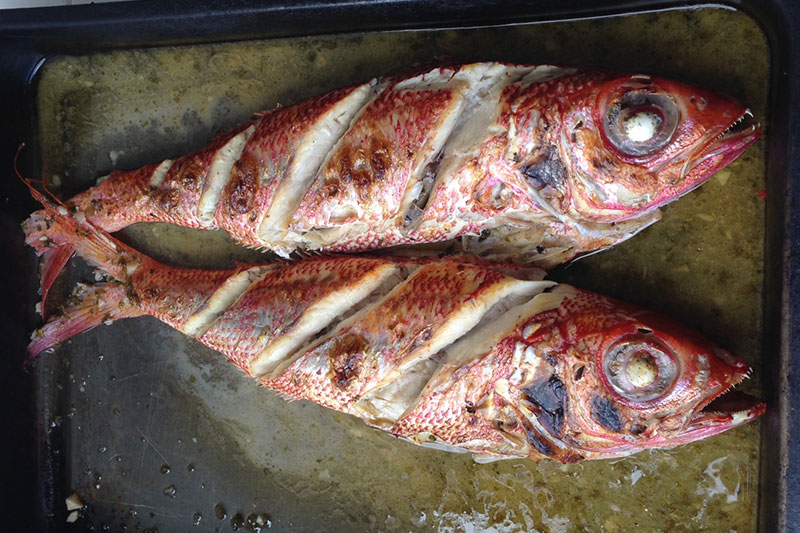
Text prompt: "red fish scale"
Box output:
[[497, 75, 610, 215], [549, 289, 641, 343], [414, 156, 495, 235], [308, 221, 527, 254], [130, 262, 236, 331], [312, 226, 417, 253], [392, 348, 516, 448], [506, 290, 629, 361], [502, 71, 607, 118], [215, 87, 364, 246], [148, 124, 252, 228], [414, 138, 546, 240], [411, 74, 595, 240], [57, 65, 594, 255], [291, 86, 456, 230], [541, 289, 716, 359], [268, 262, 510, 412], [198, 257, 391, 374], [67, 162, 165, 232], [27, 200, 764, 461], [391, 301, 580, 460], [70, 125, 250, 233]]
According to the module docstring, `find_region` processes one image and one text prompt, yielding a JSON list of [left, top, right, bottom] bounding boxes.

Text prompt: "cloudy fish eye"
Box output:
[[603, 91, 679, 157], [624, 111, 662, 142], [603, 339, 678, 402]]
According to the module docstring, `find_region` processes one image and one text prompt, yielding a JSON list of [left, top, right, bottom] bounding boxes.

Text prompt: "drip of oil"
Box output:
[[36, 5, 766, 531]]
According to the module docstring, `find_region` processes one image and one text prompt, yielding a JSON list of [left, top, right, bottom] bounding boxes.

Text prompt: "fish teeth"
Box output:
[[701, 110, 755, 153], [719, 109, 755, 139]]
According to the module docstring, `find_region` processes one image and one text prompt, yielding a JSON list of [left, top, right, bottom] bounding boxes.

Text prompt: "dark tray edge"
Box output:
[[0, 1, 795, 531]]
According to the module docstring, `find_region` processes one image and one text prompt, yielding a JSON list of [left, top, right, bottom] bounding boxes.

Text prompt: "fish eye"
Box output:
[[603, 91, 680, 157], [603, 339, 678, 402]]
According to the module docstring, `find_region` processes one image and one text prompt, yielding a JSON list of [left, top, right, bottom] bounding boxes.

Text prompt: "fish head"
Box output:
[[507, 287, 765, 461], [558, 73, 760, 222], [395, 286, 762, 463]]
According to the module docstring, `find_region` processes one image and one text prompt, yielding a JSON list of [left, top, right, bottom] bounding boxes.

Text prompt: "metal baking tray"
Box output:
[[0, 1, 795, 531]]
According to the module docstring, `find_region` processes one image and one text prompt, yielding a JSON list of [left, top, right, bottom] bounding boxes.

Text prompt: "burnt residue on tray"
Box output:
[[32, 6, 767, 531]]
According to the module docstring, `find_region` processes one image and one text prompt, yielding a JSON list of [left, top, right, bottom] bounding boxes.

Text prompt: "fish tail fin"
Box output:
[[27, 282, 143, 360], [17, 147, 146, 361], [18, 145, 139, 309], [23, 207, 79, 315], [38, 244, 75, 319], [16, 145, 80, 315], [20, 178, 139, 281]]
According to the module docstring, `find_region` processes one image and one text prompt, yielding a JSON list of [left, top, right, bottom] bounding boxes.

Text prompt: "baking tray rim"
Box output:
[[0, 1, 793, 531]]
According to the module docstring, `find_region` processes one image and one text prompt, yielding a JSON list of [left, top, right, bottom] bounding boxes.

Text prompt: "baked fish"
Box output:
[[25, 62, 759, 272], [25, 190, 764, 463]]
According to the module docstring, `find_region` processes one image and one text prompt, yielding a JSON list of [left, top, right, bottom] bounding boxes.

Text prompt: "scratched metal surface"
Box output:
[[34, 6, 767, 531]]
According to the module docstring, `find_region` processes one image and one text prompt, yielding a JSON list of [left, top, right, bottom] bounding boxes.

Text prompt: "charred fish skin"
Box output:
[[25, 62, 759, 266], [25, 194, 764, 463]]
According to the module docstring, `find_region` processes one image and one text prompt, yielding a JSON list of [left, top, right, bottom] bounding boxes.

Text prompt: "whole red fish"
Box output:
[[25, 191, 764, 463], [25, 62, 759, 271]]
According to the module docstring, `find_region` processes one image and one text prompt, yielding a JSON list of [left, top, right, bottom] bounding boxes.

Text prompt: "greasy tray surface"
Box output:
[[27, 6, 769, 533]]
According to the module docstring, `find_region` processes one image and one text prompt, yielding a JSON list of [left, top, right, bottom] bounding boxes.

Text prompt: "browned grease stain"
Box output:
[[329, 332, 370, 389], [323, 135, 393, 203], [228, 156, 259, 214]]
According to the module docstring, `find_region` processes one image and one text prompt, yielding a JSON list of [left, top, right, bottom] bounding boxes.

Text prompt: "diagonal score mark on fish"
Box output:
[[23, 62, 761, 315], [22, 184, 765, 463]]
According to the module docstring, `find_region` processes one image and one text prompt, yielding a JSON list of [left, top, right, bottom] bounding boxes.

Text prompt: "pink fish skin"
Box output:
[[24, 189, 764, 463]]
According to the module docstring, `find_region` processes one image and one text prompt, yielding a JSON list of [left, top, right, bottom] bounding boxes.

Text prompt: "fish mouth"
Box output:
[[719, 109, 760, 141], [663, 368, 766, 446], [676, 109, 761, 190], [701, 109, 760, 162]]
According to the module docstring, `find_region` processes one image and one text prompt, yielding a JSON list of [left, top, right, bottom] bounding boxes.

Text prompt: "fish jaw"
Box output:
[[575, 360, 765, 459], [632, 108, 761, 214], [649, 390, 765, 448], [642, 343, 765, 448], [576, 388, 765, 460]]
